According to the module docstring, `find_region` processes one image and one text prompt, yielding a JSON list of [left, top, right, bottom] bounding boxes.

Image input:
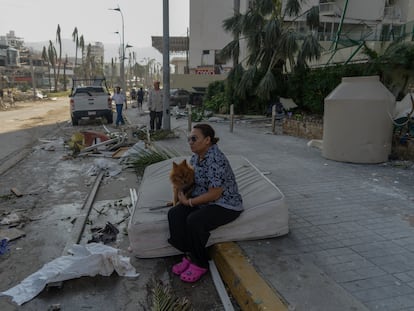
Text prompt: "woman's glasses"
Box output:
[[187, 135, 198, 143]]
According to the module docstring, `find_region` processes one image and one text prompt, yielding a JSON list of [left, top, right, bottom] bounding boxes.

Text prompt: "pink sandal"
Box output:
[[172, 257, 191, 275], [180, 263, 208, 283]]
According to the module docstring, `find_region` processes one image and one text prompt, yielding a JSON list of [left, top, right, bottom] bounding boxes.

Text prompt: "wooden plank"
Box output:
[[62, 170, 105, 255], [112, 147, 130, 159], [47, 170, 104, 289], [10, 188, 23, 197], [0, 227, 25, 241]]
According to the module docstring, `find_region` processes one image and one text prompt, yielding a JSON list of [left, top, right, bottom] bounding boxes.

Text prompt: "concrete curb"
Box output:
[[210, 242, 288, 311]]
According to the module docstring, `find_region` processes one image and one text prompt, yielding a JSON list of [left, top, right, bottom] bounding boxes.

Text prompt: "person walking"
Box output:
[[0, 89, 4, 110], [148, 81, 163, 131], [112, 86, 127, 126], [137, 87, 144, 110], [167, 123, 243, 283]]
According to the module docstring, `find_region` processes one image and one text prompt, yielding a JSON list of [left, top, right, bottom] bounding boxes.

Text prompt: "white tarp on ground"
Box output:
[[0, 243, 139, 305], [395, 93, 413, 120], [128, 155, 289, 258]]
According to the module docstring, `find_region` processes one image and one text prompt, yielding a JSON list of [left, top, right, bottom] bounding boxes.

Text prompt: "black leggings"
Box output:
[[150, 110, 163, 130], [167, 204, 241, 268]]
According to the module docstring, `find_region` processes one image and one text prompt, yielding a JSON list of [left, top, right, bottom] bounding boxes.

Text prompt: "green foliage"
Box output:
[[203, 80, 230, 113], [191, 108, 205, 122], [130, 148, 171, 175], [19, 83, 29, 92], [148, 279, 191, 311], [133, 129, 177, 142], [287, 63, 376, 114], [204, 92, 228, 113]]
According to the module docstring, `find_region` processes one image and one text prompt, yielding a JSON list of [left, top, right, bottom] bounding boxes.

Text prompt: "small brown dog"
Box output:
[[169, 159, 194, 206]]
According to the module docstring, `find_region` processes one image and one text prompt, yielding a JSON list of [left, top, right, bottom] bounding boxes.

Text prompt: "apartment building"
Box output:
[[86, 42, 105, 62], [189, 0, 414, 70]]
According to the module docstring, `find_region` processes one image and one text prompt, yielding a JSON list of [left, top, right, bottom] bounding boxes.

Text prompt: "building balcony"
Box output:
[[319, 2, 341, 17], [383, 6, 403, 22]]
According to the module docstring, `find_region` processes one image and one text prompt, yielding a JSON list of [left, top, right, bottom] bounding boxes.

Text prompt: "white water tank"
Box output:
[[322, 76, 395, 163]]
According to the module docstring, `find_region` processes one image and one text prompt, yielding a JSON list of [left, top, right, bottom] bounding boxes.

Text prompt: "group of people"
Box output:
[[111, 81, 163, 131]]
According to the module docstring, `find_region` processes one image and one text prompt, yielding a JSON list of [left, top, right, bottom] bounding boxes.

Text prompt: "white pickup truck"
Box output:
[[69, 78, 113, 125]]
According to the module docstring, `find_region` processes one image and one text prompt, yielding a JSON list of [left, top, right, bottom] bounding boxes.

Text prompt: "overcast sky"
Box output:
[[1, 0, 190, 47]]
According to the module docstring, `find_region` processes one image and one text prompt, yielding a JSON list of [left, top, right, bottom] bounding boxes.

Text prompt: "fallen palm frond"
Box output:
[[133, 128, 179, 142], [148, 279, 192, 311], [129, 146, 171, 175]]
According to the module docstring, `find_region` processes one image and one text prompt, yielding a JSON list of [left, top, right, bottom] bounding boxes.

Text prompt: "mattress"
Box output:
[[127, 155, 289, 258]]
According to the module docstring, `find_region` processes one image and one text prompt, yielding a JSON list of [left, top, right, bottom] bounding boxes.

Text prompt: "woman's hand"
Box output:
[[178, 191, 189, 206], [178, 187, 223, 207]]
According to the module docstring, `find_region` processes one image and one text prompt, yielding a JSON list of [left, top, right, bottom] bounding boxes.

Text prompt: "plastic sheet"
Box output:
[[0, 243, 139, 305]]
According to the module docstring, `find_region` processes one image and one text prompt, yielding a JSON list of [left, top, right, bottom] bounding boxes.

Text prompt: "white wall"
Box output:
[[340, 0, 385, 21], [189, 0, 234, 69]]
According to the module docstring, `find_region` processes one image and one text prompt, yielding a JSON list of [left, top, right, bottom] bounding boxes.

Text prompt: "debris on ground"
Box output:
[[10, 187, 23, 197], [0, 243, 139, 306], [88, 222, 119, 244], [86, 158, 122, 177], [0, 212, 21, 226]]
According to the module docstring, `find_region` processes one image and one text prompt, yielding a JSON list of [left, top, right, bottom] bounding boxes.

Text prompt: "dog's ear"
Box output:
[[180, 159, 187, 166], [172, 162, 178, 168]]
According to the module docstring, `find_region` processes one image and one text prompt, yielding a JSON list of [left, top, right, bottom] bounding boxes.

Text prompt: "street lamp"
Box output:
[[114, 31, 121, 60], [109, 6, 126, 94]]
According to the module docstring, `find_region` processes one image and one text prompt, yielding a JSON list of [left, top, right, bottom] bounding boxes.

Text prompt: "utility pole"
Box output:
[[29, 53, 36, 100], [162, 0, 171, 130]]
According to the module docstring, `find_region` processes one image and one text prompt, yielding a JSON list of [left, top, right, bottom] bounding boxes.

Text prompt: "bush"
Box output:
[[204, 81, 229, 113]]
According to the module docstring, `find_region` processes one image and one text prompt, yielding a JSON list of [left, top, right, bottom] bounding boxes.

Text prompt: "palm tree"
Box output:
[[63, 54, 68, 91], [79, 35, 85, 77], [85, 43, 92, 79], [72, 27, 79, 72], [48, 40, 58, 92], [221, 0, 321, 103], [363, 41, 414, 99], [41, 46, 51, 92], [56, 24, 62, 91]]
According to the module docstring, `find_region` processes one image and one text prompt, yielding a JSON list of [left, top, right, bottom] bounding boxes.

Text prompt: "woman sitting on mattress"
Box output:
[[167, 123, 244, 283]]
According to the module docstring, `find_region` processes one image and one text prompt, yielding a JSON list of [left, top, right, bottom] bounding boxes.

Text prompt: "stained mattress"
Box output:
[[127, 155, 289, 258]]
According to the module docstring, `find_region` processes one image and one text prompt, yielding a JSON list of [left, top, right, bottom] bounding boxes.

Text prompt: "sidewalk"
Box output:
[[124, 105, 414, 311]]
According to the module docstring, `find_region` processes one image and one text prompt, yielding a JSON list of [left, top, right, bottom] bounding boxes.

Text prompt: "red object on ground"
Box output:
[[80, 131, 110, 146]]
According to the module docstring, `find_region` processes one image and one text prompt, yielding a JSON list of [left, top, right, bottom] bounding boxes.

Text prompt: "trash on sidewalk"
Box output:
[[88, 222, 119, 244], [0, 243, 139, 305], [80, 130, 110, 147], [86, 158, 122, 177], [67, 130, 127, 156], [111, 146, 130, 159], [36, 138, 65, 152]]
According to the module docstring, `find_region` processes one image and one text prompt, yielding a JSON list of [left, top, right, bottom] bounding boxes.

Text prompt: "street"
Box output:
[[0, 99, 227, 311]]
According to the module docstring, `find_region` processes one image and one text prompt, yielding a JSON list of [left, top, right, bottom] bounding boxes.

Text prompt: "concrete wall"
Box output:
[[189, 0, 235, 69], [170, 73, 227, 92]]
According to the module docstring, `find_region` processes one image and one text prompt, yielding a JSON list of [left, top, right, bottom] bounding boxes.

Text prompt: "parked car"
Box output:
[[69, 78, 113, 125], [170, 89, 192, 108]]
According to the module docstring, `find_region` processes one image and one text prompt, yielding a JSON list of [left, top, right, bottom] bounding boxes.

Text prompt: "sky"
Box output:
[[1, 0, 189, 60]]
